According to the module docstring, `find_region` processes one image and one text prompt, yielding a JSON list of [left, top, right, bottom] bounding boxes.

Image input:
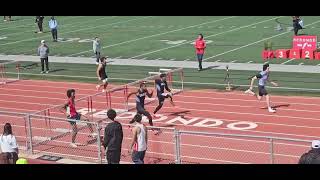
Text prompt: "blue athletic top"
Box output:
[[155, 79, 170, 96], [256, 71, 269, 86], [136, 89, 146, 108]]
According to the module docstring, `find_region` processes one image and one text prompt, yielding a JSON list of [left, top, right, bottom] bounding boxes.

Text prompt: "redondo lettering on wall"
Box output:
[[77, 108, 258, 131]]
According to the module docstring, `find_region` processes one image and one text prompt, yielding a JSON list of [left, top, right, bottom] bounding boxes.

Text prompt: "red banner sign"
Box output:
[[293, 36, 317, 50]]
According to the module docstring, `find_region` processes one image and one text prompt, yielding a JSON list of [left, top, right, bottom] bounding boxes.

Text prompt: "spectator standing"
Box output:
[[93, 37, 102, 65], [49, 16, 58, 42], [103, 109, 123, 164], [3, 16, 11, 22], [35, 16, 44, 33], [0, 123, 19, 164], [129, 114, 148, 164], [298, 140, 320, 164], [38, 40, 50, 74], [292, 16, 302, 36], [194, 34, 206, 71]]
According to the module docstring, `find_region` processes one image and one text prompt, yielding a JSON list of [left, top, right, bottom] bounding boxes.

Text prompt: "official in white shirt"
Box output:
[[93, 37, 101, 65], [49, 16, 58, 42]]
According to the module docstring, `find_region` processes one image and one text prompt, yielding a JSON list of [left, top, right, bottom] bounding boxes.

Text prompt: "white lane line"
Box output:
[[68, 16, 237, 57], [2, 96, 320, 127], [191, 88, 320, 100], [282, 58, 295, 64], [3, 82, 320, 107], [131, 16, 282, 59], [203, 19, 320, 61], [0, 16, 153, 46], [3, 81, 320, 113]]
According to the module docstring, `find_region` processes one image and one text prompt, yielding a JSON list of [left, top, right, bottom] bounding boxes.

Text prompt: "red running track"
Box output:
[[0, 79, 319, 164]]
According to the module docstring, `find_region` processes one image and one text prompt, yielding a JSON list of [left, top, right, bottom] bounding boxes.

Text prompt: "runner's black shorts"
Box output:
[[258, 86, 268, 96], [157, 93, 170, 104], [137, 104, 151, 117], [67, 113, 81, 125]]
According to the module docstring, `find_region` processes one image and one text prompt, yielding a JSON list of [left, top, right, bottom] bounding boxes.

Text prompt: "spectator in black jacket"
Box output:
[[35, 16, 44, 33], [103, 109, 123, 164], [292, 16, 302, 36], [298, 140, 320, 164]]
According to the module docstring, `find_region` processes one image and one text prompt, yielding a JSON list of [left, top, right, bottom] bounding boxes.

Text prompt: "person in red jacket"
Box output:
[[194, 34, 206, 71]]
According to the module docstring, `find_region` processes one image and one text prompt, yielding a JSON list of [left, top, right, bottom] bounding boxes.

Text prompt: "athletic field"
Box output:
[[1, 16, 320, 164], [1, 16, 320, 65]]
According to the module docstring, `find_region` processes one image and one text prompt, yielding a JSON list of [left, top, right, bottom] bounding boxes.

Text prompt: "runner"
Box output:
[[127, 82, 162, 135], [127, 82, 154, 126], [245, 63, 279, 113], [61, 89, 97, 147], [153, 73, 175, 116], [96, 56, 109, 92]]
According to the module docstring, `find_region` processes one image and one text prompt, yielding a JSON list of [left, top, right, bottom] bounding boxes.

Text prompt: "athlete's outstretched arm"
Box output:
[[249, 76, 257, 90], [60, 103, 68, 114], [127, 91, 138, 101], [129, 127, 138, 153], [267, 78, 279, 87]]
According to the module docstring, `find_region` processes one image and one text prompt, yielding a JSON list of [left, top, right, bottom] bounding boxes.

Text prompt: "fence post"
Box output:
[[269, 138, 274, 164], [96, 122, 103, 164], [17, 63, 20, 80], [180, 70, 184, 91], [26, 114, 33, 154], [174, 129, 181, 164]]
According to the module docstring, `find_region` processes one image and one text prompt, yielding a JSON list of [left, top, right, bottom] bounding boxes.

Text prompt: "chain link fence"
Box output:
[[0, 111, 313, 164], [23, 114, 176, 164], [27, 114, 103, 163], [176, 130, 312, 164]]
